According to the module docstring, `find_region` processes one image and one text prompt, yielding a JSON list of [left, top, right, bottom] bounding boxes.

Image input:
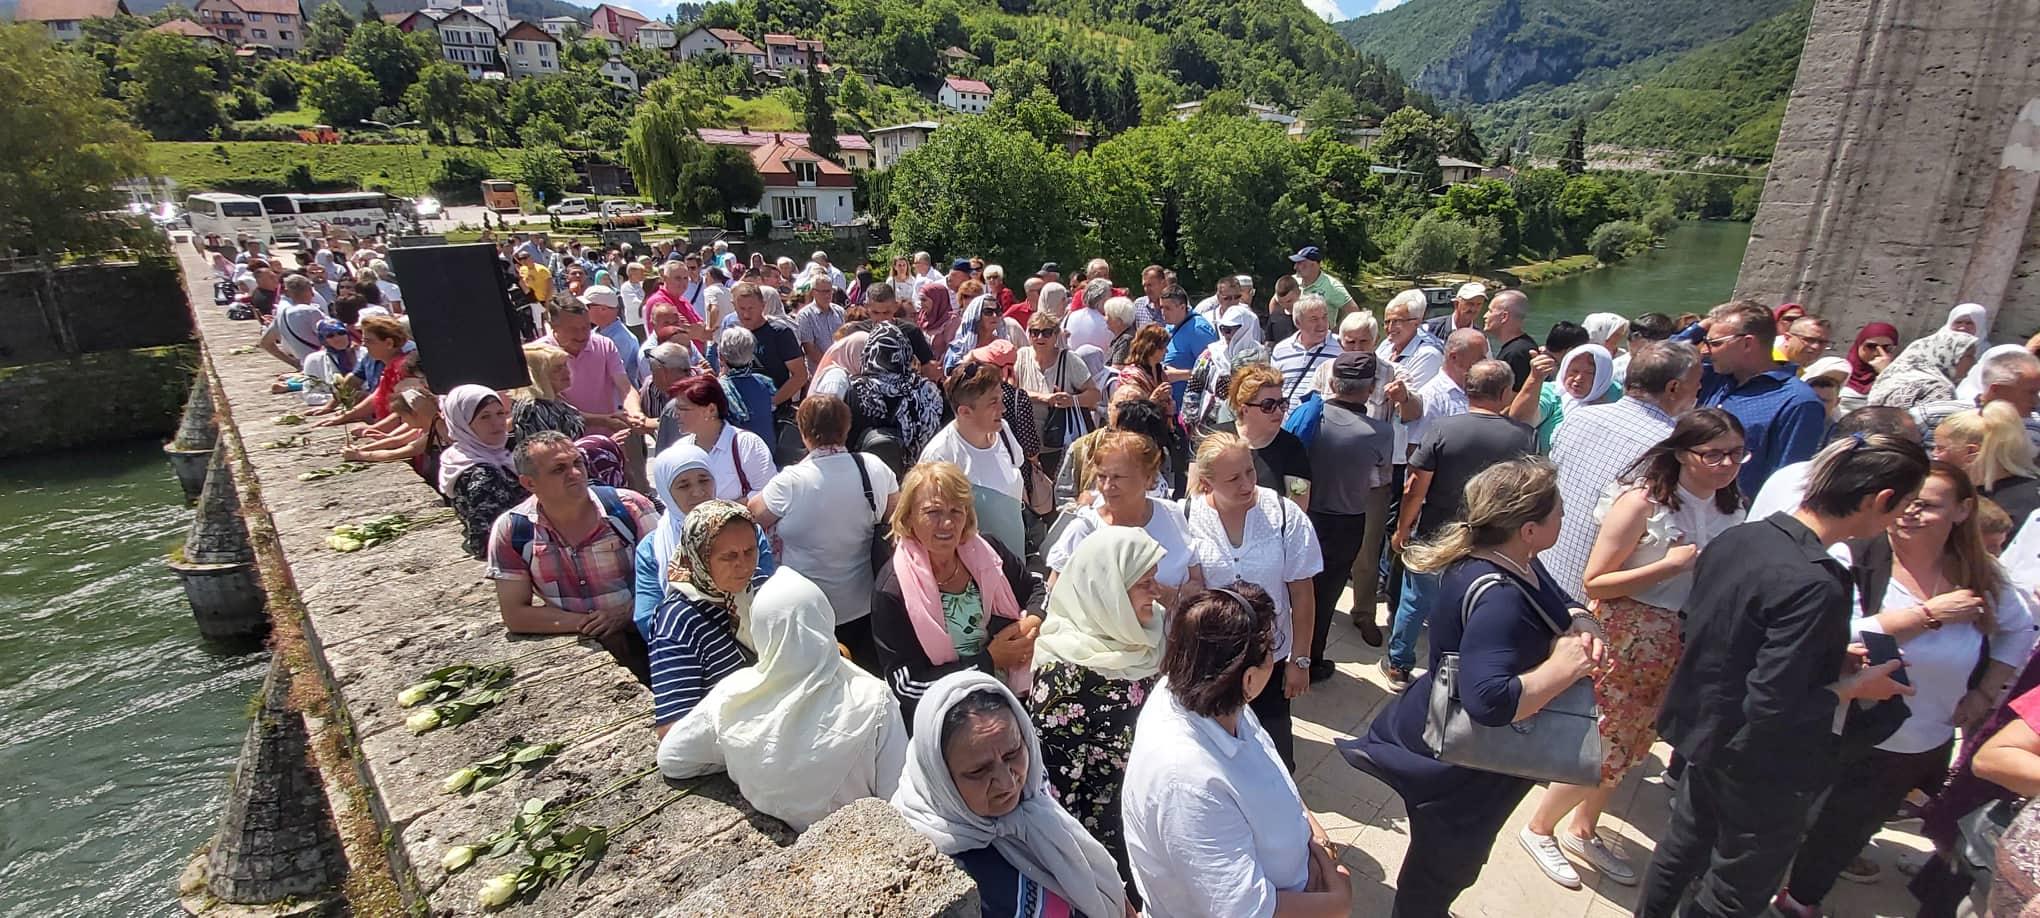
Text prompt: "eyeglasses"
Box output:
[[1385, 315, 1421, 326], [1700, 333, 1748, 351], [1789, 333, 1833, 350], [1027, 328, 1056, 338], [1244, 397, 1287, 415], [1685, 447, 1751, 467]]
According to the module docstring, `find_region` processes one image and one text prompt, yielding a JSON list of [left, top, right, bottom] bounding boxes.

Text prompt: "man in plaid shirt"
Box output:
[[488, 431, 659, 683]]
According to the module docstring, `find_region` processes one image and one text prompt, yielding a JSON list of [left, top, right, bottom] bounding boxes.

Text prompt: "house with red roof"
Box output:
[[674, 25, 765, 69], [762, 32, 825, 71], [148, 17, 228, 45], [193, 0, 305, 54], [695, 126, 874, 171], [588, 3, 647, 44], [501, 20, 560, 79], [14, 0, 128, 41], [939, 76, 992, 114], [749, 134, 856, 226]]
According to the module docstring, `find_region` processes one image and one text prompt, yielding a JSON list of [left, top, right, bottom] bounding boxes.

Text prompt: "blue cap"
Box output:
[[1289, 245, 1324, 263], [951, 258, 972, 273]]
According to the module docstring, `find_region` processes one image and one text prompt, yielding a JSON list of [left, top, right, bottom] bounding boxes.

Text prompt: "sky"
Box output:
[[1305, 0, 1411, 22]]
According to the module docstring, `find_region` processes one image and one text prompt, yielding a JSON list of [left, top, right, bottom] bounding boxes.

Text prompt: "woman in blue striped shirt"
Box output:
[[646, 500, 765, 735]]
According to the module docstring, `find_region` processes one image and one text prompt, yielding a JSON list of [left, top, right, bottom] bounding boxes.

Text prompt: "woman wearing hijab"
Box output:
[[1945, 302, 1991, 338], [1027, 527, 1167, 894], [944, 295, 1006, 372], [646, 500, 768, 733], [811, 329, 869, 400], [848, 323, 948, 467], [438, 385, 526, 560], [1533, 344, 1618, 453], [1770, 302, 1807, 361], [1868, 329, 1981, 409], [917, 283, 959, 357], [635, 442, 778, 639], [658, 568, 907, 831], [892, 671, 1129, 918], [299, 319, 365, 408], [1840, 322, 1901, 413]]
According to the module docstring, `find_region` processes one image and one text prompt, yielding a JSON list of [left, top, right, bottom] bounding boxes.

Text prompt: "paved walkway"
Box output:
[[1291, 599, 1931, 917]]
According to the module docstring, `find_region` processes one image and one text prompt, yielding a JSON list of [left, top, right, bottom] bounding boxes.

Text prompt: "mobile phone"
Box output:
[[1858, 630, 1911, 687]]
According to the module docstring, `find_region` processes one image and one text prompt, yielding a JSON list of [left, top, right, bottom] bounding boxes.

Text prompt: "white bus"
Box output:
[[258, 192, 398, 242], [185, 193, 273, 245]]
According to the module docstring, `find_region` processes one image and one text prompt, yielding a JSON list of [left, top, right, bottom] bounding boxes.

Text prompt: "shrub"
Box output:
[[748, 211, 773, 239], [1588, 220, 1651, 263], [1389, 212, 1478, 277], [429, 153, 493, 202]]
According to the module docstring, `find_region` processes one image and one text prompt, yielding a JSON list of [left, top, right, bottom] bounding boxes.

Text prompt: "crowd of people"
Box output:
[[209, 229, 2040, 918]]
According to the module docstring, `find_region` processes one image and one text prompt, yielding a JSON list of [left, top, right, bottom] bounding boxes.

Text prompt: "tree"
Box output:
[[518, 146, 574, 203], [1557, 175, 1615, 247], [1561, 116, 1588, 175], [257, 60, 303, 109], [1435, 179, 1523, 259], [1376, 106, 1446, 188], [345, 20, 425, 107], [802, 59, 841, 162], [833, 69, 873, 125], [887, 118, 1079, 274], [0, 24, 153, 258], [302, 59, 379, 129], [120, 31, 229, 139], [677, 146, 765, 223], [987, 86, 1075, 149], [1587, 220, 1649, 262], [1299, 88, 1362, 135], [521, 114, 568, 149], [302, 0, 354, 59], [1389, 212, 1477, 277], [621, 78, 702, 210], [1444, 114, 1485, 163], [404, 62, 470, 144]]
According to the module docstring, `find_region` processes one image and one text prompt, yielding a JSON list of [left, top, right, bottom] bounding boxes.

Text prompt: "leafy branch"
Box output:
[[299, 462, 368, 481], [326, 512, 419, 552], [441, 711, 650, 796]]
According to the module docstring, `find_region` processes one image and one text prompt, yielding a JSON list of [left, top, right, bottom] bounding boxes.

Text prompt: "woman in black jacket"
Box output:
[[870, 460, 1043, 726]]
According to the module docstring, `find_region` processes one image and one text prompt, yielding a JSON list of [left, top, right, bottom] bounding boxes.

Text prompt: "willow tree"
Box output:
[[622, 77, 708, 212], [0, 24, 153, 259]]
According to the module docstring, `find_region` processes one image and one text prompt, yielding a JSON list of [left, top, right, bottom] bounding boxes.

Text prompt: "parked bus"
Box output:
[[186, 192, 272, 246], [259, 192, 398, 242], [481, 180, 520, 214]]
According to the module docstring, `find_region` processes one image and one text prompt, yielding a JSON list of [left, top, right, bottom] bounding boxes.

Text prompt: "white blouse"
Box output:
[[1185, 488, 1323, 661], [1592, 482, 1744, 610], [1045, 498, 1206, 589], [1855, 577, 2036, 754]]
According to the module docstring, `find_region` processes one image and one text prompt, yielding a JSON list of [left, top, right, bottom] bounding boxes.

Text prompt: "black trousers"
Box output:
[[595, 625, 652, 688], [1786, 741, 1952, 905], [1377, 464, 1407, 607], [1309, 510, 1368, 660], [1392, 792, 1526, 918], [1249, 668, 1296, 771], [1638, 760, 1822, 918], [836, 615, 881, 677]]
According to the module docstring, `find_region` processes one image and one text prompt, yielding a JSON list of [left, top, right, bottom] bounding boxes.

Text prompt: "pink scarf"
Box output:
[[895, 534, 1027, 691]]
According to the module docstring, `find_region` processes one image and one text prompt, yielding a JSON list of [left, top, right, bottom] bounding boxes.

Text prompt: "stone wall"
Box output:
[[0, 345, 195, 459], [1735, 0, 2040, 341], [0, 257, 194, 366], [179, 250, 976, 917]]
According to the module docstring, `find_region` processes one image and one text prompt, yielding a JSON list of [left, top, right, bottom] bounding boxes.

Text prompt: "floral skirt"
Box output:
[[1591, 596, 1684, 785]]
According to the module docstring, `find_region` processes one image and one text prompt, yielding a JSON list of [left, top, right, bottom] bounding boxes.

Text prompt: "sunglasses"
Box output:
[[1861, 341, 1896, 353], [1027, 328, 1056, 338], [1244, 397, 1287, 415]]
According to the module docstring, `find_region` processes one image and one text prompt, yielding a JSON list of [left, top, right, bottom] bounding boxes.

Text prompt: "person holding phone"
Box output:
[[1769, 460, 2034, 915]]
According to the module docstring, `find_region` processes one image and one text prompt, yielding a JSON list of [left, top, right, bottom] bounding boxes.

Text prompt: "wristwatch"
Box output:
[[1290, 656, 1313, 669]]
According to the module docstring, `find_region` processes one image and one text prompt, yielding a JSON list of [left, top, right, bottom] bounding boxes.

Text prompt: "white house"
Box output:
[[501, 20, 559, 78], [599, 55, 638, 92], [869, 121, 940, 169], [674, 25, 766, 69], [14, 0, 128, 42], [938, 76, 991, 114], [750, 135, 856, 226], [193, 0, 305, 55], [1173, 99, 1296, 128], [538, 15, 578, 37], [762, 32, 824, 70], [1437, 155, 1484, 185], [432, 8, 502, 76], [635, 19, 673, 49], [423, 0, 505, 31]]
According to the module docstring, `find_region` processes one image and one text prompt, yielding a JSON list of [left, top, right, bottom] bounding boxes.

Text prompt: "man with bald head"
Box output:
[[1485, 289, 1538, 394]]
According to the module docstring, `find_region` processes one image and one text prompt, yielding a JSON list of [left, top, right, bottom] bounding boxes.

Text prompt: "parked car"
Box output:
[[547, 197, 591, 216], [413, 196, 443, 219]]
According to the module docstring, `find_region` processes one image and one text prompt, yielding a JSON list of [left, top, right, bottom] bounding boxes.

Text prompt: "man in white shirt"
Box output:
[[620, 261, 649, 335], [1271, 294, 1340, 405], [804, 250, 846, 291], [1405, 329, 1489, 448], [1364, 289, 1444, 622], [258, 275, 330, 370]]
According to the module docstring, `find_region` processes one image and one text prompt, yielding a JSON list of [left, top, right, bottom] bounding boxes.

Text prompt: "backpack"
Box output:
[[506, 485, 641, 567]]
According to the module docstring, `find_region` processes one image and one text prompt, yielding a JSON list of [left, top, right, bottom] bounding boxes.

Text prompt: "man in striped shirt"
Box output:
[[1272, 294, 1341, 406]]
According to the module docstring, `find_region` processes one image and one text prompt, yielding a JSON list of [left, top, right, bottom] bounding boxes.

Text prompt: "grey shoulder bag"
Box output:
[[1422, 572, 1603, 786]]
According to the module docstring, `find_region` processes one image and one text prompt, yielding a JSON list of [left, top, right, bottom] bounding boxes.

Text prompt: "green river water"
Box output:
[[0, 219, 1752, 917], [0, 441, 266, 918]]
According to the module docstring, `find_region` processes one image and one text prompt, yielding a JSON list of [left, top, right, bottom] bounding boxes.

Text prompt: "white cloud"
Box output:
[[1302, 0, 1344, 20], [1368, 0, 1412, 12]]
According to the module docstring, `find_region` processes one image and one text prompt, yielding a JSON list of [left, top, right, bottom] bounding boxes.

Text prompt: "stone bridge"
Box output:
[[170, 248, 975, 917]]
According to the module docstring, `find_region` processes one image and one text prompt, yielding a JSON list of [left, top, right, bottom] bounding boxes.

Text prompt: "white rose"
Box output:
[[441, 845, 478, 873], [477, 873, 519, 909], [397, 681, 440, 707], [441, 767, 479, 794], [405, 708, 441, 734]]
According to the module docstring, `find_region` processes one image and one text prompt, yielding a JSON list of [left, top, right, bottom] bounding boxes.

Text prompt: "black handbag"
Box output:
[[852, 451, 894, 575], [1423, 572, 1604, 786], [1040, 355, 1092, 452]]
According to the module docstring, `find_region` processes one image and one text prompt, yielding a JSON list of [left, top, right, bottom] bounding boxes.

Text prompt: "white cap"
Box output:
[[1804, 356, 1850, 382], [579, 284, 621, 309], [1456, 282, 1488, 300]]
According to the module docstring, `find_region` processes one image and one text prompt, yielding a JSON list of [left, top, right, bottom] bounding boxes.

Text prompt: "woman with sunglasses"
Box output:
[[1228, 364, 1312, 512], [1017, 310, 1100, 483], [1840, 323, 1901, 413], [1518, 409, 1747, 890]]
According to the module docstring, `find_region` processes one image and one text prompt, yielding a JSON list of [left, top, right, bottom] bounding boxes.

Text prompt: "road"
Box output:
[[420, 205, 672, 235]]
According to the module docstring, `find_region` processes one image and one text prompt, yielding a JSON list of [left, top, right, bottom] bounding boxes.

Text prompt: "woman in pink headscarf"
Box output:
[[917, 284, 959, 359]]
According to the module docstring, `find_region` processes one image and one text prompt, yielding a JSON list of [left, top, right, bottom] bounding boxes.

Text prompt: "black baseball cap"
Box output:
[[1332, 351, 1377, 381], [1037, 262, 1060, 275], [1288, 246, 1324, 263]]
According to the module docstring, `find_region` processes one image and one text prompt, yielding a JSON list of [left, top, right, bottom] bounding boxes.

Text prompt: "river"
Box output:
[[1522, 220, 1753, 337], [0, 219, 1752, 917], [0, 441, 266, 918]]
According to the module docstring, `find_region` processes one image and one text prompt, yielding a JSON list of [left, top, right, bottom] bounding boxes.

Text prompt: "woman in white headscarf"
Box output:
[[810, 329, 868, 400], [1945, 302, 1991, 339], [634, 442, 777, 641], [1868, 328, 1980, 409], [1534, 344, 1616, 453], [1583, 313, 1632, 383], [437, 384, 523, 559], [892, 670, 1128, 918], [1027, 527, 1167, 898], [657, 568, 906, 831]]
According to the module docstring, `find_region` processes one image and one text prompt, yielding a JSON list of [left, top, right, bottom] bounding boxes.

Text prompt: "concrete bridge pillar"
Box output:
[[169, 445, 269, 641], [164, 374, 216, 505], [1735, 0, 2040, 342], [180, 655, 346, 914]]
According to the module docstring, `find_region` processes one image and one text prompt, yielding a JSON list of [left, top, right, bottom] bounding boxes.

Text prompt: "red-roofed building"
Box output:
[[749, 135, 855, 226], [588, 3, 646, 43], [15, 0, 128, 41], [148, 17, 228, 44], [939, 76, 992, 114], [675, 25, 765, 69], [762, 32, 825, 70], [193, 0, 305, 54], [695, 127, 874, 171]]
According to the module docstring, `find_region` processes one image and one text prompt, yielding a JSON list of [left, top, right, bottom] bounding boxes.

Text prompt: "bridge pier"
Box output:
[[169, 444, 269, 642], [164, 375, 216, 505]]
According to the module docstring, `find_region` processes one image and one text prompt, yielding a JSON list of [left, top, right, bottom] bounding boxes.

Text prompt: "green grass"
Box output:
[[713, 95, 800, 131], [148, 141, 520, 197], [1506, 253, 1602, 285], [251, 106, 320, 128]]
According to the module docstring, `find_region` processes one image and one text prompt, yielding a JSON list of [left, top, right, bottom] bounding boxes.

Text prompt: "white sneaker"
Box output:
[[1560, 831, 1637, 885], [1519, 829, 1582, 889]]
